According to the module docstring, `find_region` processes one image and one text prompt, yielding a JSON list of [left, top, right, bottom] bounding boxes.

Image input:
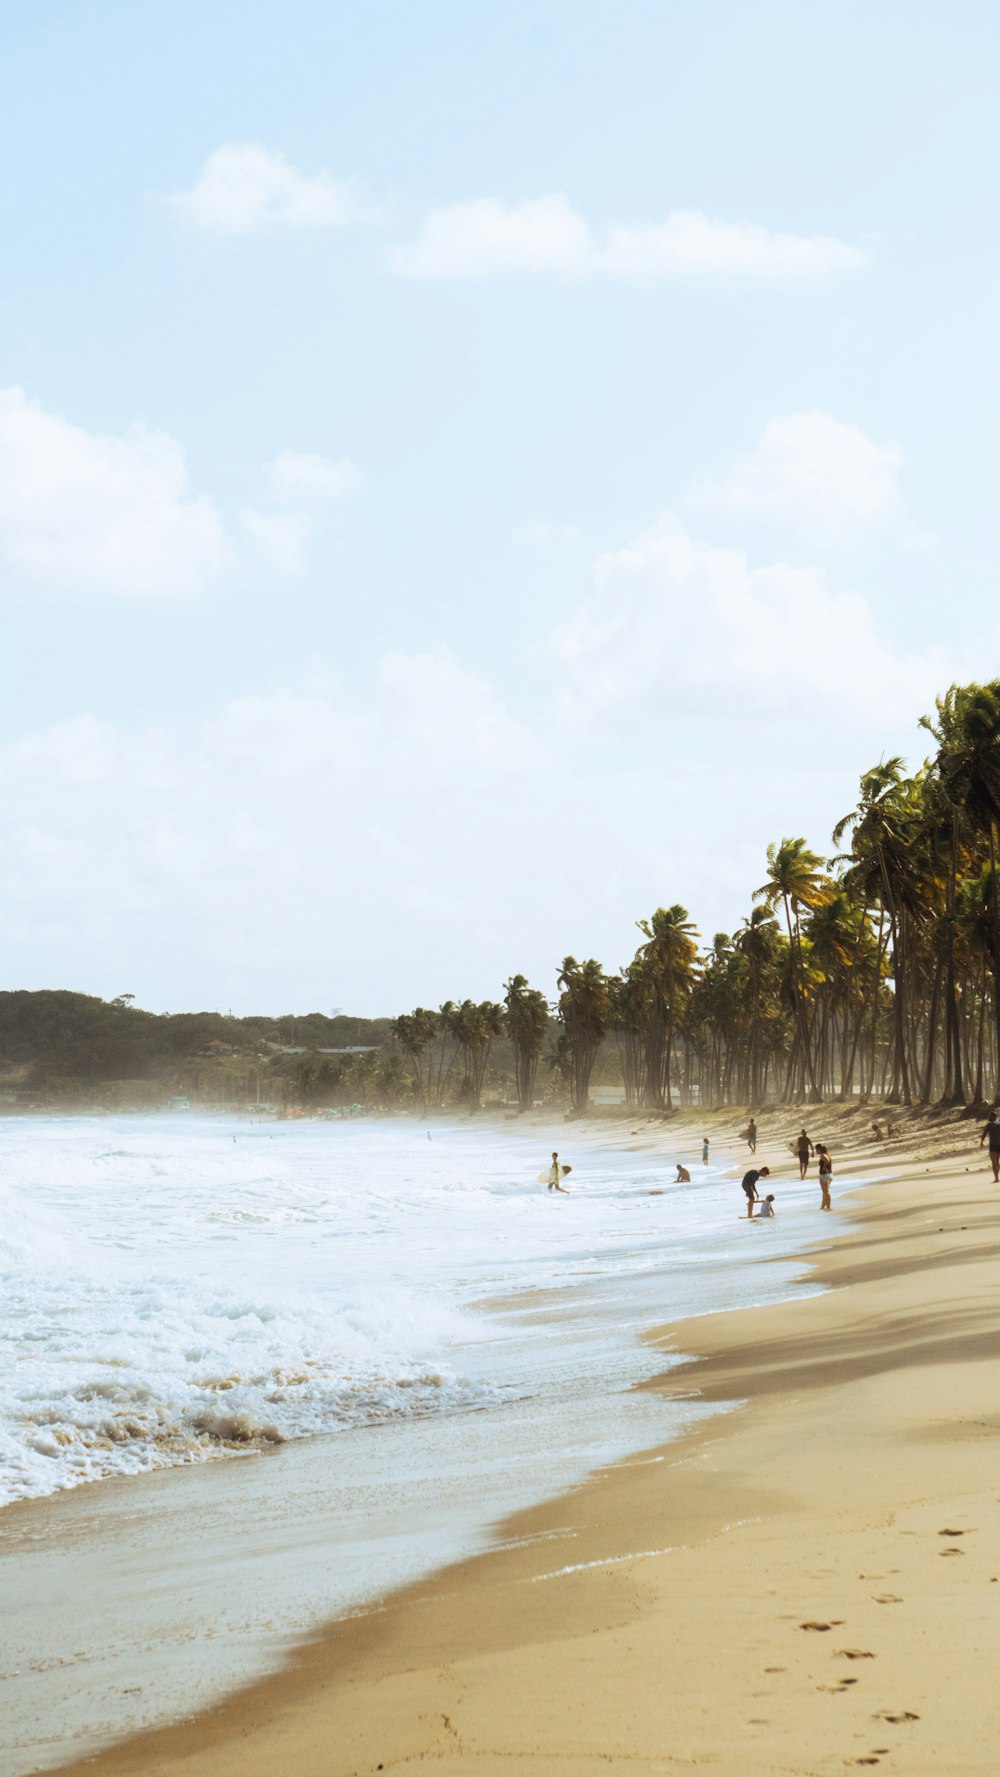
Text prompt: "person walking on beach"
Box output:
[[796, 1129, 814, 1179], [702, 1137, 710, 1165], [547, 1151, 570, 1193], [980, 1110, 1000, 1182], [742, 1165, 769, 1217], [746, 1117, 757, 1155], [816, 1144, 833, 1210]]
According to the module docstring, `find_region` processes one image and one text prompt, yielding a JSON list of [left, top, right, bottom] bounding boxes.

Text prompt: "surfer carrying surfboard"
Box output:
[[546, 1151, 571, 1192]]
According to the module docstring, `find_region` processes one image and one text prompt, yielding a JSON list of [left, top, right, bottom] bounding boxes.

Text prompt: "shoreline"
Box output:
[[40, 1106, 1000, 1776], [6, 1111, 816, 1777]]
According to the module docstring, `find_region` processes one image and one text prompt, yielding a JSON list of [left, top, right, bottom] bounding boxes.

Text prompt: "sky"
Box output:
[[1, 0, 998, 1016]]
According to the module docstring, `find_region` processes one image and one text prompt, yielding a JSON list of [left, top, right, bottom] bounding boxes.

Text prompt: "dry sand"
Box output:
[[53, 1109, 1000, 1777]]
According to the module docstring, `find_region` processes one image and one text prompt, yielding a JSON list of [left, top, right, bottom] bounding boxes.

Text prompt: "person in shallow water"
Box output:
[[742, 1165, 770, 1217], [816, 1144, 833, 1210], [797, 1129, 814, 1178], [756, 1193, 776, 1218], [676, 1164, 691, 1183], [547, 1152, 571, 1192], [702, 1138, 710, 1165]]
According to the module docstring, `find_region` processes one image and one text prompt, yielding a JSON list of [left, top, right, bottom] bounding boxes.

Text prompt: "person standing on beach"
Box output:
[[816, 1144, 833, 1210], [746, 1117, 757, 1155], [741, 1165, 769, 1217], [702, 1137, 710, 1165], [547, 1151, 570, 1193], [796, 1129, 814, 1179], [980, 1111, 1000, 1182]]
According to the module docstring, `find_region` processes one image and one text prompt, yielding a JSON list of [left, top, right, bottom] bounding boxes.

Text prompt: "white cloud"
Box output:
[[241, 450, 366, 575], [0, 388, 229, 598], [389, 197, 864, 281], [540, 514, 965, 727], [686, 411, 904, 540], [170, 143, 373, 233]]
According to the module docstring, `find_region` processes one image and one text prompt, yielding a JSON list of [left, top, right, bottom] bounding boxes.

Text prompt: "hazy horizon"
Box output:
[[2, 2, 997, 1015]]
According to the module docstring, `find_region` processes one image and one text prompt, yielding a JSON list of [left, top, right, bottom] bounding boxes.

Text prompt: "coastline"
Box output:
[[4, 1111, 811, 1776], [41, 1107, 1000, 1777]]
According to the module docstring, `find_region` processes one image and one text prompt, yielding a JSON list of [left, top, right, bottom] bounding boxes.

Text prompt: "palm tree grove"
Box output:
[[390, 680, 1000, 1114]]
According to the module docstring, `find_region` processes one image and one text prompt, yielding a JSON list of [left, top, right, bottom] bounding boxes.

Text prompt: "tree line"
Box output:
[[392, 681, 1000, 1114]]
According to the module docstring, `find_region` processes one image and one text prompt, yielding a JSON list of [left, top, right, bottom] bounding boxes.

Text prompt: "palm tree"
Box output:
[[391, 1007, 439, 1104], [754, 839, 832, 1101], [735, 906, 784, 1104], [922, 682, 1000, 1101], [608, 964, 649, 1107], [634, 905, 699, 1108], [556, 957, 611, 1114], [445, 1000, 504, 1109], [504, 976, 550, 1111], [833, 761, 930, 1102]]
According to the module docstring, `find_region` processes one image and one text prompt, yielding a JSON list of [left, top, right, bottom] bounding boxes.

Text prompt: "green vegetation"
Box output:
[[4, 682, 1000, 1116]]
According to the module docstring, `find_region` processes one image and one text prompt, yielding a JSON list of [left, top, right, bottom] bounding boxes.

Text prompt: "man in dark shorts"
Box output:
[[980, 1110, 1000, 1182], [742, 1165, 769, 1217]]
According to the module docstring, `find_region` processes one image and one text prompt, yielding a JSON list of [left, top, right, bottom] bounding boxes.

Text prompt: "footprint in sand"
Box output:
[[817, 1678, 858, 1692], [940, 1547, 964, 1556], [837, 1649, 876, 1660], [874, 1710, 920, 1723], [939, 1527, 973, 1536], [872, 1594, 902, 1604], [800, 1620, 844, 1631]]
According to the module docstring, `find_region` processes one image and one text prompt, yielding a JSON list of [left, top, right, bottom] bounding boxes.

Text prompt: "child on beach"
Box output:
[[702, 1138, 710, 1165], [676, 1164, 691, 1183], [757, 1193, 776, 1218], [816, 1144, 833, 1210]]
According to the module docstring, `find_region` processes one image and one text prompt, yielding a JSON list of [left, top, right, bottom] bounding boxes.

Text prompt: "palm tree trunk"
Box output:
[[942, 808, 966, 1104]]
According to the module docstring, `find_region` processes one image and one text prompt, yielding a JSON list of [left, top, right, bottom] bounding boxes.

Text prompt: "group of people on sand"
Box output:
[[547, 1109, 1000, 1208], [739, 1125, 834, 1217]]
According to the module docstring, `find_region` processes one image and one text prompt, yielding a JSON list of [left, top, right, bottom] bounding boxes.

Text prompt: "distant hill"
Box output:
[[0, 991, 393, 1107]]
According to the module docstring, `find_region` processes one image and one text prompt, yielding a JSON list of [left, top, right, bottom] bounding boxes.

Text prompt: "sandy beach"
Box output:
[[37, 1108, 998, 1777]]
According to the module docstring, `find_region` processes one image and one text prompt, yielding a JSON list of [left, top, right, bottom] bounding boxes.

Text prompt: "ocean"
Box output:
[[0, 1113, 841, 1773]]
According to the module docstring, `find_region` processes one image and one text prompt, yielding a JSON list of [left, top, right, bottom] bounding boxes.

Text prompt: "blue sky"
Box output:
[[1, 1, 997, 1013]]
